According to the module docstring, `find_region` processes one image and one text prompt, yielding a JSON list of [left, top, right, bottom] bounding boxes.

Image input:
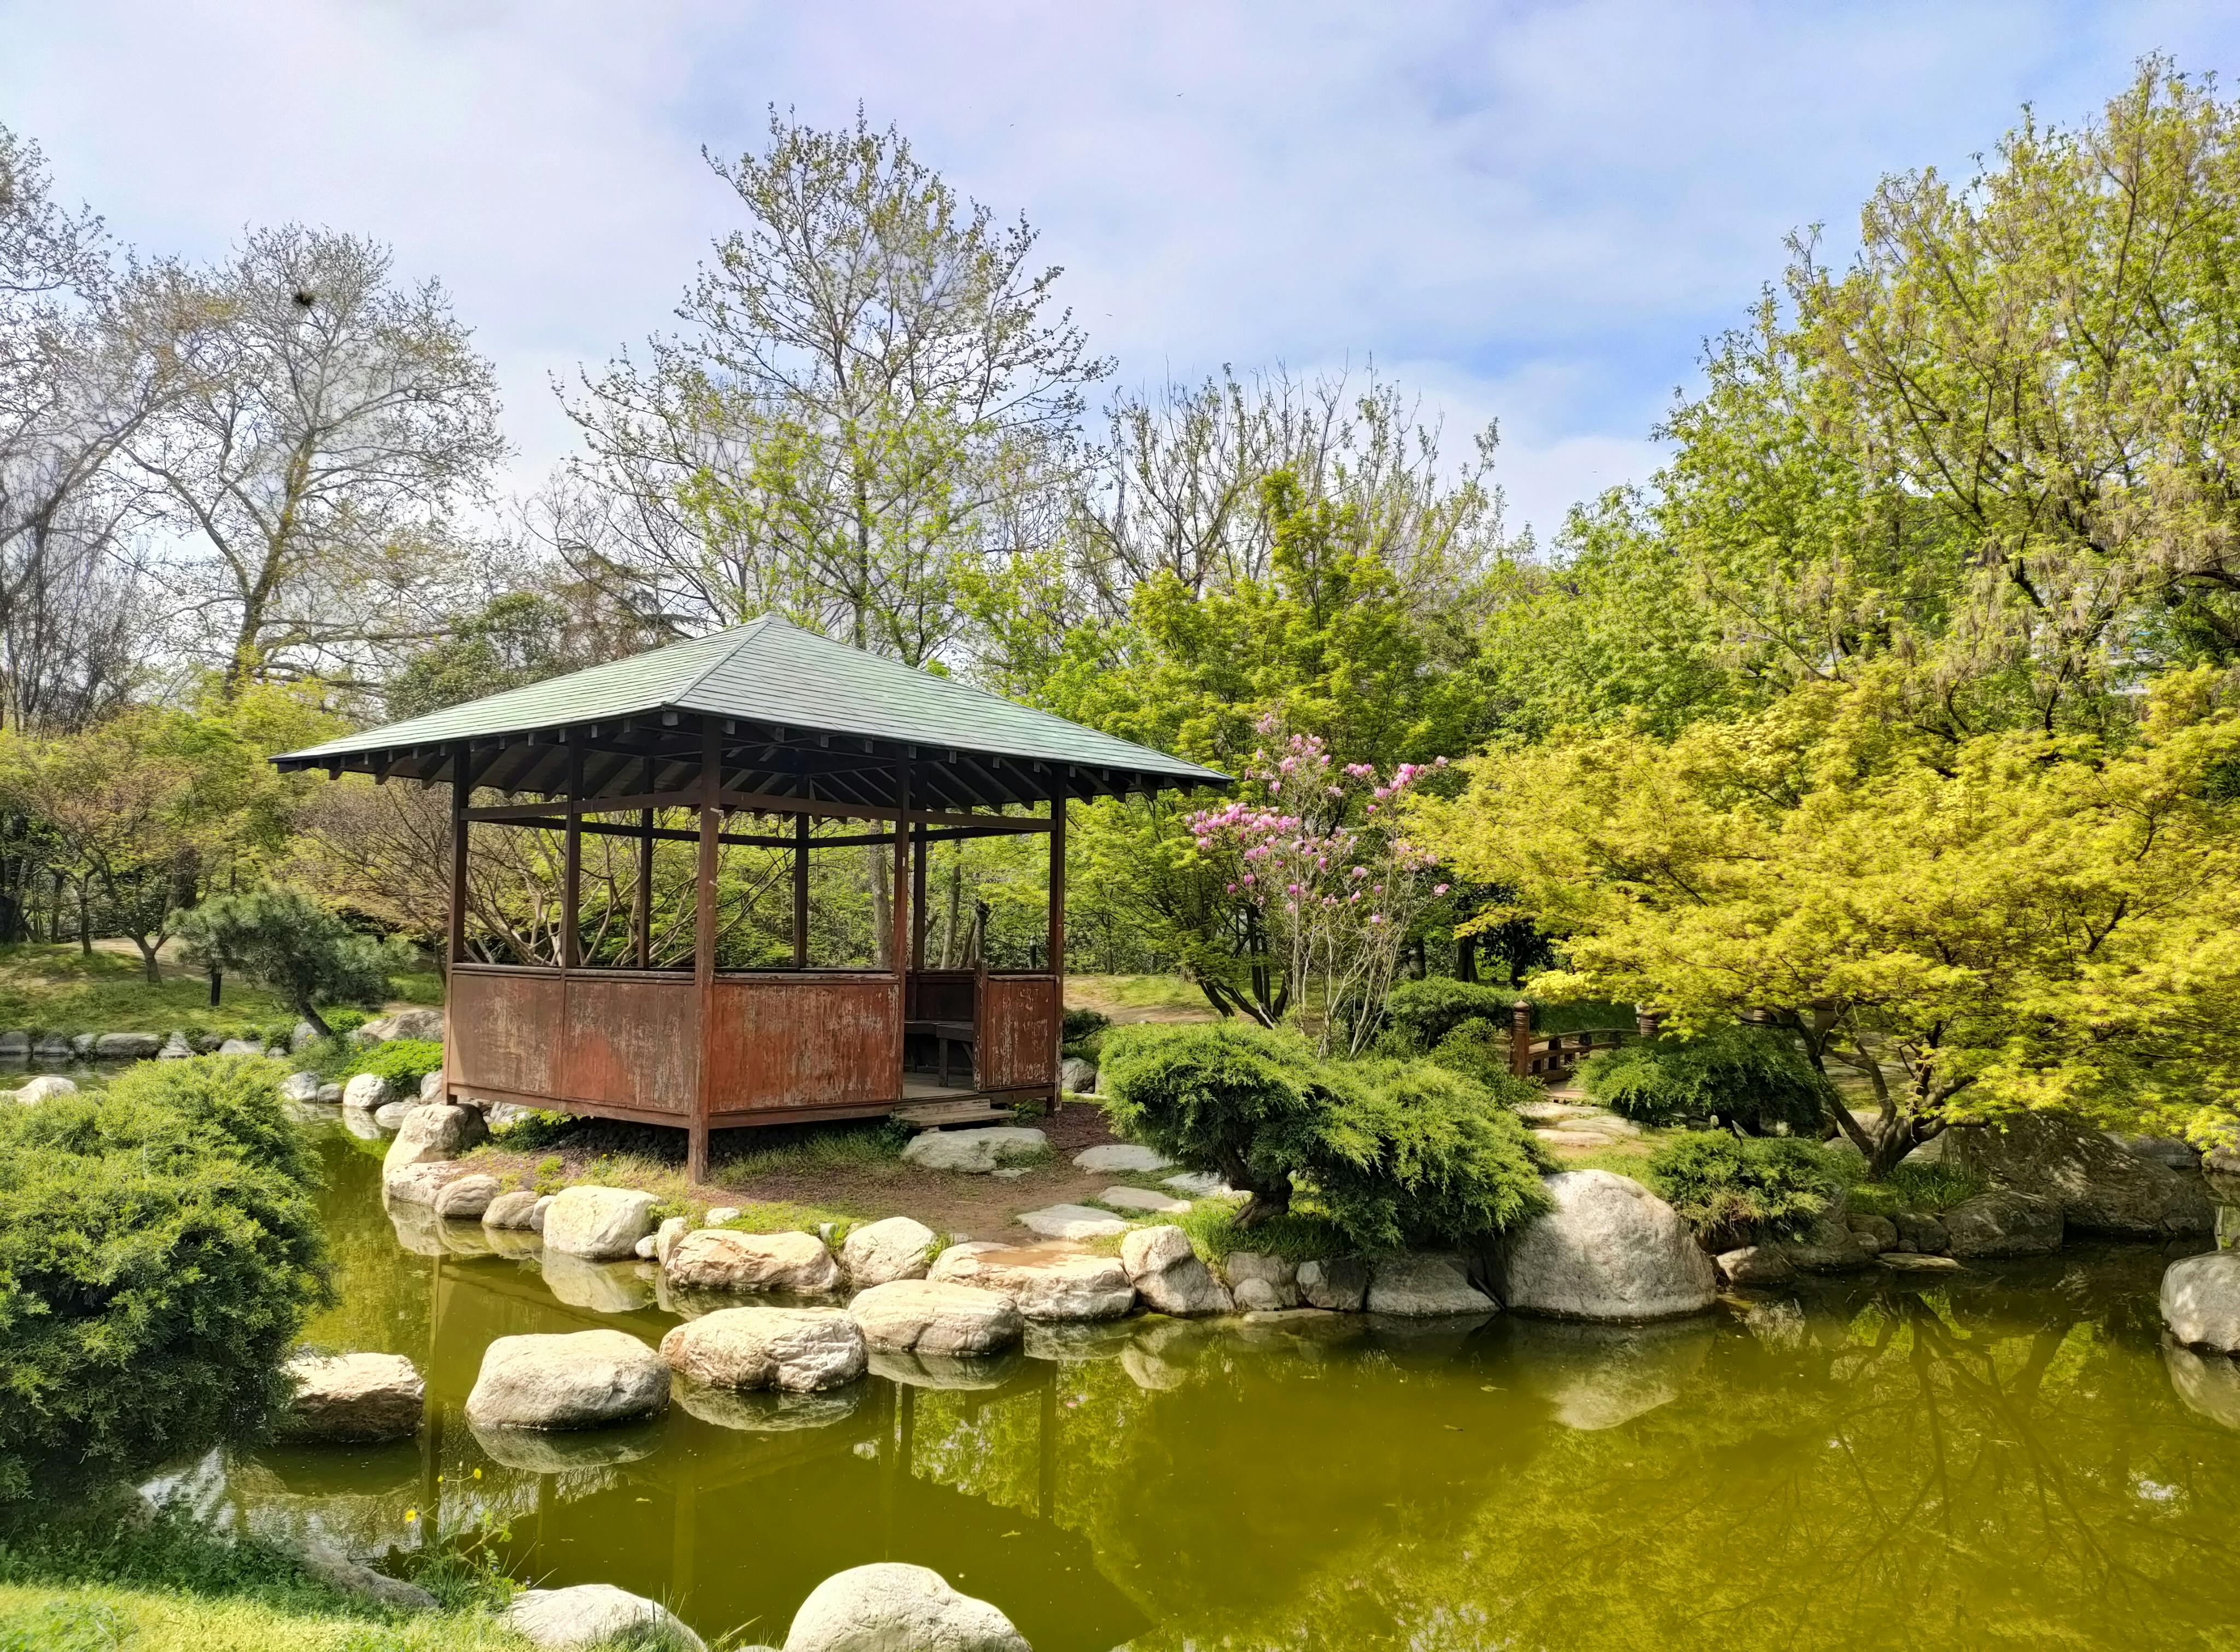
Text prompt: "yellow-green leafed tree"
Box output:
[[1410, 669, 2240, 1174]]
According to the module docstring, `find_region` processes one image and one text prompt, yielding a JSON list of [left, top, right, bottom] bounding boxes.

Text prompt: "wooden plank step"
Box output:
[[893, 1099, 1018, 1131]]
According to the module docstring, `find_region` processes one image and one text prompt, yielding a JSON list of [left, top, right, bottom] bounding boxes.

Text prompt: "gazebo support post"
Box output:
[[632, 808, 652, 968], [561, 744, 583, 970], [444, 744, 470, 1105], [792, 813, 809, 968], [890, 765, 911, 1102], [1048, 782, 1066, 1112], [911, 823, 929, 970], [689, 724, 720, 1184]]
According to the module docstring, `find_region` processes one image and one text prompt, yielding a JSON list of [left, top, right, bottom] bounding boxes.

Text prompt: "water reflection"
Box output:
[[177, 1131, 2240, 1652]]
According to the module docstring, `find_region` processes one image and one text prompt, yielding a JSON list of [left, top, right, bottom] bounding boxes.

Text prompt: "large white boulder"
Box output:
[[902, 1126, 1048, 1174], [1947, 1110, 2212, 1237], [277, 1352, 424, 1442], [381, 1101, 486, 1182], [431, 1174, 501, 1221], [542, 1186, 661, 1261], [1366, 1253, 1498, 1317], [1120, 1225, 1232, 1316], [665, 1228, 842, 1294], [506, 1584, 705, 1651], [1494, 1170, 1717, 1321], [357, 1007, 447, 1043], [381, 1160, 479, 1207], [14, 1075, 75, 1105], [341, 1072, 393, 1112], [1220, 1252, 1299, 1312], [841, 1216, 938, 1287], [277, 1071, 324, 1104], [929, 1242, 1136, 1321], [849, 1280, 1024, 1356], [784, 1562, 1028, 1652], [2162, 1251, 2240, 1352], [661, 1307, 866, 1393], [464, 1330, 669, 1431], [482, 1189, 544, 1230]]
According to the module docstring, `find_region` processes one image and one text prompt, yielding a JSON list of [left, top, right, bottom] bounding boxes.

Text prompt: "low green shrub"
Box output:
[[1578, 1025, 1831, 1134], [1061, 1006, 1111, 1043], [1100, 1021, 1551, 1251], [0, 1058, 331, 1501], [1382, 977, 1514, 1050], [1424, 1016, 1541, 1107], [1842, 1159, 1987, 1217], [337, 1038, 445, 1090], [1098, 1021, 1337, 1222], [1312, 1061, 1552, 1251], [1640, 1130, 1838, 1248]]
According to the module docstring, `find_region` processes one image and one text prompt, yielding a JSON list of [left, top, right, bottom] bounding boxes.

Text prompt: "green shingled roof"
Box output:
[[275, 616, 1226, 797]]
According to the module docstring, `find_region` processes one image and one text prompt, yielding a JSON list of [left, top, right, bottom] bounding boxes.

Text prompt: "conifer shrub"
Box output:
[[1578, 1024, 1832, 1134], [1099, 1021, 1551, 1247], [1640, 1130, 1838, 1248], [1382, 977, 1515, 1051], [336, 1038, 445, 1090], [0, 1058, 331, 1501]]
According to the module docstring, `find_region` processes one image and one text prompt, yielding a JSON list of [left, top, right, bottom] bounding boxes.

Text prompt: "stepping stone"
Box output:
[[1074, 1143, 1171, 1174], [1016, 1204, 1129, 1241], [1164, 1172, 1235, 1197], [1519, 1101, 1602, 1123], [1099, 1186, 1192, 1215], [901, 1126, 1048, 1174], [1533, 1129, 1617, 1151], [1877, 1253, 1965, 1272]]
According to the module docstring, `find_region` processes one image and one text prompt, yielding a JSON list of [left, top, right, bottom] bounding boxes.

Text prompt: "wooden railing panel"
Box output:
[[706, 974, 899, 1115], [979, 974, 1059, 1090], [563, 974, 696, 1114], [906, 970, 976, 1025], [451, 967, 564, 1100]]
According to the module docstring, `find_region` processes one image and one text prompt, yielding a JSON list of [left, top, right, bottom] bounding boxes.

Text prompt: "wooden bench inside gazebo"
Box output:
[[274, 616, 1226, 1178]]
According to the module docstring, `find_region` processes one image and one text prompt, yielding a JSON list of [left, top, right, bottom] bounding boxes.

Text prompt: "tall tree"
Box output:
[[127, 226, 505, 692], [563, 108, 1109, 666]]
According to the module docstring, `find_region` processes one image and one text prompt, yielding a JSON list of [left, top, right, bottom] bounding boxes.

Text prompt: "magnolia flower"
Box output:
[[1433, 883, 1450, 896]]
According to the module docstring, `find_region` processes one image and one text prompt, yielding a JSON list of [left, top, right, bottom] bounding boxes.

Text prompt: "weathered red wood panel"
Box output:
[[705, 973, 899, 1114], [563, 973, 696, 1113], [451, 966, 563, 1100], [978, 974, 1058, 1090]]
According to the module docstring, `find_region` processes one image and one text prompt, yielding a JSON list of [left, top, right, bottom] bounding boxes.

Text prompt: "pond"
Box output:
[[157, 1130, 2240, 1651]]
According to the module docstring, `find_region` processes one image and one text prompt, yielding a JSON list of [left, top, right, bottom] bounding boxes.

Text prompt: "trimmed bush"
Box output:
[[1100, 1021, 1551, 1250], [1578, 1024, 1833, 1134], [1424, 1016, 1540, 1106], [339, 1038, 445, 1090], [1098, 1021, 1337, 1223], [1640, 1130, 1838, 1248], [1061, 1006, 1111, 1043], [1313, 1061, 1551, 1251], [1382, 977, 1515, 1050], [0, 1058, 331, 1501]]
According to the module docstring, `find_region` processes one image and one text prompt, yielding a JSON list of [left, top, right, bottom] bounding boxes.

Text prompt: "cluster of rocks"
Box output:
[[498, 1562, 1026, 1652], [1710, 1111, 2216, 1287]]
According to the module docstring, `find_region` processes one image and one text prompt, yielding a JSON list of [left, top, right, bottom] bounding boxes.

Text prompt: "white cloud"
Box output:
[[3, 0, 2235, 543]]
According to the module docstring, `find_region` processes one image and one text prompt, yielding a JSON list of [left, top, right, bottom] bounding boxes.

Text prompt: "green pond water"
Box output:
[[159, 1131, 2240, 1651]]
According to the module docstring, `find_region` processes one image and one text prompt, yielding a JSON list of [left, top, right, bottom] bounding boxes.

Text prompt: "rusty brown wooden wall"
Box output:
[[906, 970, 976, 1025], [978, 974, 1059, 1090], [452, 965, 694, 1114], [705, 973, 899, 1115]]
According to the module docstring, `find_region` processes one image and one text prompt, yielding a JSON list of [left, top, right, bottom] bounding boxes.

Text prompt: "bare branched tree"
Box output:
[[126, 226, 506, 692]]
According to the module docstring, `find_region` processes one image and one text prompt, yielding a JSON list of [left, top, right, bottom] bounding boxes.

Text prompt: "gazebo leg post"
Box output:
[[687, 1120, 710, 1186]]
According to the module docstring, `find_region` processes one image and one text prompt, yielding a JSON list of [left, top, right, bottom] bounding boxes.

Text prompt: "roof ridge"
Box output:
[[668, 615, 776, 709]]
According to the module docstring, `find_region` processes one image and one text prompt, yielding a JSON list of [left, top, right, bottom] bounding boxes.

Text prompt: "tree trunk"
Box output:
[[296, 998, 335, 1040], [133, 935, 161, 985]]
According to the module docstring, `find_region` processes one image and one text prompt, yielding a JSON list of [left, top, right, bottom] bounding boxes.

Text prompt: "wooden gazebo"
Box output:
[[274, 616, 1225, 1177]]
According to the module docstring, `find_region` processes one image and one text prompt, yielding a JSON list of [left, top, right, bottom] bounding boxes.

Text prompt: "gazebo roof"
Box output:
[[272, 615, 1227, 813]]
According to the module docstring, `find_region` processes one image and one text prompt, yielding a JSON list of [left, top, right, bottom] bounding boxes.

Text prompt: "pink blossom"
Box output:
[[1433, 883, 1449, 896]]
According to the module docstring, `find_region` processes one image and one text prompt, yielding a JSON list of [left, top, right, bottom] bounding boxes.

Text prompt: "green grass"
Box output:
[[388, 972, 446, 1007], [1840, 1159, 1987, 1216], [0, 945, 290, 1037], [1065, 974, 1211, 1015], [1170, 1195, 1352, 1265], [0, 1501, 525, 1652]]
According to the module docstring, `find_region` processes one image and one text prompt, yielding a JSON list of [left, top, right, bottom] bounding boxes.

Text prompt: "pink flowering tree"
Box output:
[[1187, 719, 1449, 1055]]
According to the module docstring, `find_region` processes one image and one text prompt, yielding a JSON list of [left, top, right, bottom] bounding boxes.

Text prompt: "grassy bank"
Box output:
[[0, 1504, 524, 1652], [0, 945, 290, 1038]]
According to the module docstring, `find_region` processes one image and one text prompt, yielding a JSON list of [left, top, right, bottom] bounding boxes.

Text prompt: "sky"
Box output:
[[3, 0, 2236, 546]]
